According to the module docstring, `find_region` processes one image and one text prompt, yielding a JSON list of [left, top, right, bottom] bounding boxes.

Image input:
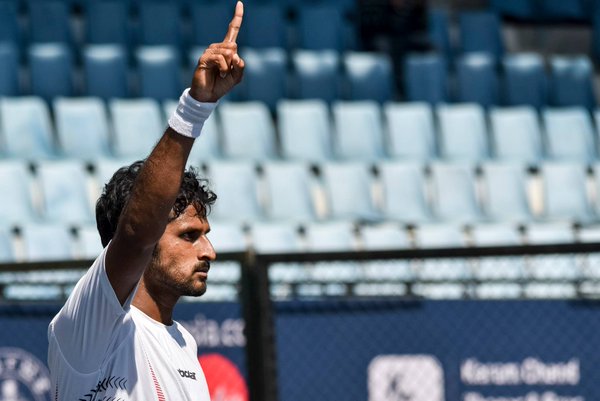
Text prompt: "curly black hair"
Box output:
[[95, 160, 217, 247]]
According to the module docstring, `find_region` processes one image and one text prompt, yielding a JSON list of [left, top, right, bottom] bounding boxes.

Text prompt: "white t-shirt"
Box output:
[[48, 247, 211, 401]]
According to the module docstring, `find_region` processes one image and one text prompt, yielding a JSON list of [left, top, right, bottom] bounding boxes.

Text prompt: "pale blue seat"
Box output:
[[38, 160, 94, 224], [343, 52, 394, 103], [238, 48, 287, 110], [94, 158, 136, 196], [503, 53, 547, 109], [490, 106, 543, 162], [28, 43, 74, 101], [207, 161, 262, 222], [291, 50, 341, 103], [277, 100, 333, 162], [0, 161, 37, 225], [430, 162, 483, 223], [481, 162, 532, 222], [21, 223, 74, 262], [471, 223, 524, 282], [219, 102, 276, 160], [549, 55, 595, 109], [0, 226, 14, 262], [83, 44, 129, 100], [321, 162, 379, 221], [54, 97, 111, 159], [204, 221, 245, 287], [384, 102, 436, 160], [332, 101, 384, 161], [163, 100, 221, 162], [540, 162, 593, 223], [437, 103, 489, 161], [0, 97, 56, 159], [543, 107, 596, 162], [77, 225, 103, 259], [378, 162, 433, 223], [109, 98, 163, 159], [0, 43, 19, 96], [263, 162, 316, 221], [137, 2, 182, 47], [135, 46, 182, 101]]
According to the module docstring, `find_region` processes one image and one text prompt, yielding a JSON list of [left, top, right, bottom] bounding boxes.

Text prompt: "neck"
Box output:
[[132, 279, 179, 325]]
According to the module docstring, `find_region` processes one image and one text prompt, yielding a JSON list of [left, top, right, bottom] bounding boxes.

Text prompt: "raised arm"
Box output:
[[105, 2, 245, 305]]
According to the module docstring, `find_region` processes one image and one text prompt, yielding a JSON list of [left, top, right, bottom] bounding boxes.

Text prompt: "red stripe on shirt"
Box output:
[[147, 359, 166, 401]]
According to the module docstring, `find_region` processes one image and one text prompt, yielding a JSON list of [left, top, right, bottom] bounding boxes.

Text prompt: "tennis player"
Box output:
[[47, 3, 244, 400]]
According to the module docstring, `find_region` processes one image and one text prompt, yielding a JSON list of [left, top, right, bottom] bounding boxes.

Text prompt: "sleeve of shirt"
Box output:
[[48, 244, 138, 373]]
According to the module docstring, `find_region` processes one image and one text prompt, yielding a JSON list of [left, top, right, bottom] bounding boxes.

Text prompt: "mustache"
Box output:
[[195, 261, 211, 272]]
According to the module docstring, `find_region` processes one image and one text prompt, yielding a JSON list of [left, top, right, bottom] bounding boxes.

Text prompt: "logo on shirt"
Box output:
[[177, 369, 197, 380], [0, 347, 52, 401]]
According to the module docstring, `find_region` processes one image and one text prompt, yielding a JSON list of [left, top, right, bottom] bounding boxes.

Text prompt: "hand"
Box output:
[[190, 1, 245, 103]]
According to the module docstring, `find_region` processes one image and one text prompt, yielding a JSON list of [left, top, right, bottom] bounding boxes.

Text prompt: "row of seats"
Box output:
[[0, 44, 393, 105], [489, 0, 592, 22], [2, 158, 600, 226], [5, 96, 600, 163]]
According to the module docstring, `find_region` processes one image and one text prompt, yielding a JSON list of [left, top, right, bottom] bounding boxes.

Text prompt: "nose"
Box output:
[[198, 237, 217, 262]]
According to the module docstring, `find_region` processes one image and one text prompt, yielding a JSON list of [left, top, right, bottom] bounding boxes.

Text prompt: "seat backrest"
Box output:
[[190, 4, 232, 47], [21, 223, 74, 261], [502, 53, 547, 109], [430, 162, 482, 222], [137, 2, 182, 47], [109, 98, 163, 159], [543, 107, 596, 162], [0, 226, 14, 262], [458, 11, 504, 58], [29, 1, 72, 44], [207, 221, 247, 252], [378, 161, 432, 223], [384, 102, 436, 160], [251, 222, 303, 253], [304, 221, 357, 251], [77, 224, 104, 259], [38, 160, 94, 224], [343, 52, 394, 103], [490, 106, 542, 162], [264, 162, 316, 221], [240, 4, 287, 48], [277, 99, 333, 162], [86, 0, 130, 46], [291, 50, 341, 103], [83, 44, 129, 100], [541, 162, 593, 222], [428, 9, 451, 59], [332, 101, 384, 161], [0, 2, 20, 46], [54, 97, 112, 159], [135, 45, 182, 101], [219, 101, 276, 160], [481, 162, 532, 222], [404, 53, 448, 105], [28, 43, 74, 101], [0, 96, 56, 159], [437, 103, 489, 161], [456, 52, 499, 108], [0, 160, 37, 225], [297, 5, 344, 52], [414, 223, 466, 248], [549, 55, 595, 109], [238, 47, 287, 111], [0, 43, 19, 96], [361, 224, 411, 250], [470, 223, 522, 246], [526, 222, 576, 244]]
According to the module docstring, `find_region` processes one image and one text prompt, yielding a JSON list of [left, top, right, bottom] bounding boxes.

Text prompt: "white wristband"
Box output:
[[168, 88, 217, 138]]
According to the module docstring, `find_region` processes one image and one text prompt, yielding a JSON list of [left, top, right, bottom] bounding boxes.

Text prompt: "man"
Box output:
[[47, 3, 245, 400]]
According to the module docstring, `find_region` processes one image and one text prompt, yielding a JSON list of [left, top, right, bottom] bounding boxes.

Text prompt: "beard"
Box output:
[[147, 246, 208, 298]]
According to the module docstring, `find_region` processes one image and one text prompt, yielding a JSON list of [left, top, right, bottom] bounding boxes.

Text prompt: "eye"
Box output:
[[180, 230, 200, 242]]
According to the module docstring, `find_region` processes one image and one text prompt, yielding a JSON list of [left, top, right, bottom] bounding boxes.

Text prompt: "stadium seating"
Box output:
[[241, 4, 287, 48], [458, 11, 504, 59], [239, 47, 287, 110], [481, 162, 532, 222], [85, 1, 130, 46], [430, 162, 483, 223], [77, 224, 103, 259], [437, 103, 489, 161], [190, 3, 232, 47], [251, 222, 303, 253], [137, 2, 182, 47], [263, 162, 316, 221], [490, 106, 543, 162], [332, 101, 385, 161], [0, 226, 14, 262], [404, 53, 448, 104], [207, 221, 247, 252], [135, 46, 182, 101], [0, 161, 38, 225], [428, 9, 451, 59], [296, 5, 345, 52], [0, 43, 19, 97], [291, 50, 341, 103], [20, 223, 74, 261], [343, 52, 394, 103], [29, 1, 72, 45], [0, 1, 20, 47], [28, 43, 74, 101], [83, 45, 129, 100], [456, 53, 500, 108], [384, 102, 436, 160], [549, 55, 596, 109], [109, 98, 163, 159], [502, 53, 547, 109], [543, 107, 596, 162]]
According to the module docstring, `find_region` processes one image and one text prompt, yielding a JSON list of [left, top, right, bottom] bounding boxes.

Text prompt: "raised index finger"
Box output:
[[225, 1, 244, 43]]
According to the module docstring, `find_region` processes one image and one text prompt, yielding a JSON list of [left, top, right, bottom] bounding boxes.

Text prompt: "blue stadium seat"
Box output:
[[109, 98, 164, 159], [540, 0, 586, 20], [0, 161, 38, 225], [378, 161, 433, 223], [437, 103, 489, 161], [332, 101, 385, 161], [29, 1, 72, 44], [251, 222, 302, 254], [28, 43, 74, 101], [291, 49, 341, 103], [489, 0, 535, 19], [384, 102, 436, 160], [77, 224, 103, 259], [428, 9, 451, 59], [404, 53, 448, 105], [238, 47, 287, 110], [21, 223, 74, 261], [263, 162, 316, 221], [0, 1, 21, 47], [0, 43, 19, 96], [163, 100, 221, 162], [343, 52, 394, 103], [54, 97, 112, 160], [361, 224, 411, 250], [549, 55, 596, 109], [277, 100, 333, 162], [471, 223, 522, 246], [190, 3, 231, 47], [83, 45, 129, 100], [414, 224, 467, 248], [502, 53, 547, 109], [458, 11, 504, 59], [456, 52, 499, 108], [430, 162, 483, 223], [135, 46, 182, 101], [137, 2, 182, 48], [540, 162, 594, 223], [490, 106, 543, 162], [0, 96, 56, 159], [304, 221, 357, 251], [297, 5, 345, 51], [219, 101, 276, 160], [85, 1, 130, 46], [481, 162, 532, 222], [0, 226, 14, 262], [207, 221, 246, 253], [207, 161, 262, 222], [321, 162, 380, 221], [38, 160, 94, 224], [543, 107, 596, 162], [241, 4, 287, 48]]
